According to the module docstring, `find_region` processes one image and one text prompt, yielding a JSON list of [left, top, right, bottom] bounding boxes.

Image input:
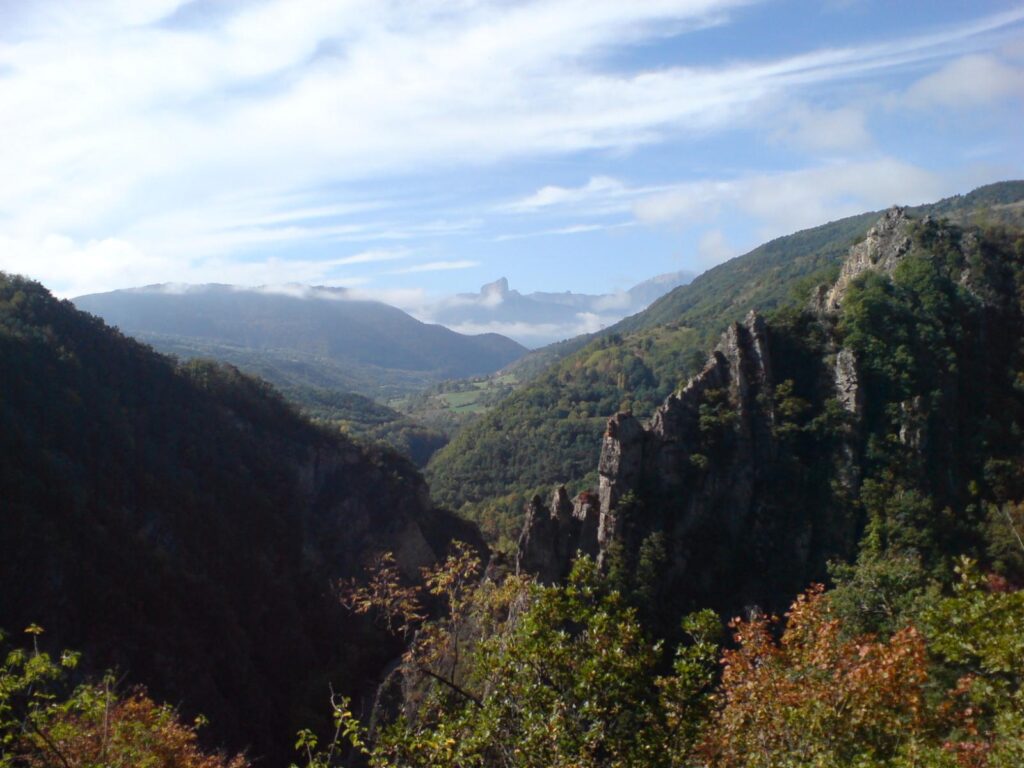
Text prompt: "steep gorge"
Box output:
[[517, 208, 1024, 616], [0, 274, 483, 763]]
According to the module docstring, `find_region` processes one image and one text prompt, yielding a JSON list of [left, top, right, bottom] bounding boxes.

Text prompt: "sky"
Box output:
[[0, 0, 1023, 311]]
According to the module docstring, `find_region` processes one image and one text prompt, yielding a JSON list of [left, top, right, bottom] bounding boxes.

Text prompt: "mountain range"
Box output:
[[426, 180, 1024, 545], [73, 283, 527, 401], [5, 179, 1024, 764], [419, 270, 694, 347]]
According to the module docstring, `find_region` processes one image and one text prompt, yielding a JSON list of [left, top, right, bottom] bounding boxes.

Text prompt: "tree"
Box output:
[[1, 626, 248, 768], [698, 585, 930, 767], [319, 548, 719, 768]]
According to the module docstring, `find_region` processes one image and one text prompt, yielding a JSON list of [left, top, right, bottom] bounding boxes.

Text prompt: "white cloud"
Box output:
[[444, 312, 610, 347], [0, 2, 1021, 293], [0, 232, 382, 298], [388, 260, 480, 274], [249, 282, 369, 300], [634, 157, 944, 241], [771, 102, 872, 152], [334, 248, 408, 266], [492, 221, 634, 241], [0, 234, 176, 298], [633, 182, 731, 224], [590, 292, 633, 312], [503, 176, 628, 212], [346, 286, 429, 310], [905, 54, 1024, 108], [697, 229, 738, 267]]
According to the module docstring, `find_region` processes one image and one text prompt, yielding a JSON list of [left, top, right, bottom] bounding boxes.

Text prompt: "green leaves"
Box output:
[[1, 629, 248, 768]]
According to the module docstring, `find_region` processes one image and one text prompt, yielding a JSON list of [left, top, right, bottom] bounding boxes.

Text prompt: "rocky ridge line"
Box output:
[[516, 207, 922, 608]]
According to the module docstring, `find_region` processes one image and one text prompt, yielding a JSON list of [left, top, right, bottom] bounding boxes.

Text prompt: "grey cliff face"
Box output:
[[517, 310, 811, 609], [514, 208, 931, 609], [517, 487, 599, 584], [833, 348, 862, 416], [821, 206, 913, 312]]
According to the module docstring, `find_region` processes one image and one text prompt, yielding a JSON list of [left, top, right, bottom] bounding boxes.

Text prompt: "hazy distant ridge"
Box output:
[[422, 270, 695, 346], [74, 283, 527, 398]]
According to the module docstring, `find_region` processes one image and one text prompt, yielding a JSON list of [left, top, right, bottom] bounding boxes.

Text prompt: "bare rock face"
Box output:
[[834, 347, 863, 417], [597, 413, 644, 552], [821, 206, 913, 312], [518, 311, 823, 610], [516, 487, 600, 584], [515, 208, 933, 611], [620, 313, 778, 581]]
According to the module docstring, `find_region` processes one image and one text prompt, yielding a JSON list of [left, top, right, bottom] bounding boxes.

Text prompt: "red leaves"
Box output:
[[698, 585, 928, 767]]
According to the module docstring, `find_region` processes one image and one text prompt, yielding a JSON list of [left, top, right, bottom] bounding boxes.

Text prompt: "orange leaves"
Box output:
[[699, 585, 929, 767], [17, 687, 249, 768]]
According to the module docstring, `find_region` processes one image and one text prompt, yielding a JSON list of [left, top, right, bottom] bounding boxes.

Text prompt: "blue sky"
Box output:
[[0, 0, 1022, 311]]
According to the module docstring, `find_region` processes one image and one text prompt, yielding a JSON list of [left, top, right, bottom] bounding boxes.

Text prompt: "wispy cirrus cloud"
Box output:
[[492, 222, 635, 242], [334, 249, 409, 266], [0, 1, 1022, 298], [388, 260, 481, 275]]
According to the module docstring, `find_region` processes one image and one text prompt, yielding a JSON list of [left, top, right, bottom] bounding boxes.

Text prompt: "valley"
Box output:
[[8, 187, 1024, 764], [3, 5, 1024, 762]]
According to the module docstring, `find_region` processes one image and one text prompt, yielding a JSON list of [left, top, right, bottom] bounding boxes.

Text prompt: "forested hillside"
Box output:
[[289, 387, 449, 466], [427, 182, 1024, 546], [0, 274, 481, 763], [74, 284, 526, 400], [5, 199, 1024, 768], [312, 210, 1024, 768]]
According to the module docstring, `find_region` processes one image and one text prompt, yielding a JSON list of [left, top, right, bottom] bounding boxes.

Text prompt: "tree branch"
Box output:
[[417, 666, 483, 708]]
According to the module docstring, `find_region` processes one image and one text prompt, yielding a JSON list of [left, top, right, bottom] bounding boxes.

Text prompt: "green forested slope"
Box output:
[[74, 284, 527, 400], [292, 386, 449, 466], [347, 217, 1024, 768], [622, 180, 1024, 337], [426, 182, 1024, 544], [0, 273, 478, 763]]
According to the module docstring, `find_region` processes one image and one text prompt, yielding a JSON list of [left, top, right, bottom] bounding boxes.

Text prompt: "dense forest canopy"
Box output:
[[4, 187, 1024, 768], [0, 273, 479, 763], [427, 182, 1024, 548]]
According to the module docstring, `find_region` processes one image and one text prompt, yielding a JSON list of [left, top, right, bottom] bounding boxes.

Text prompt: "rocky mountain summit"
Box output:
[[423, 271, 695, 347], [516, 206, 954, 612], [818, 206, 914, 313], [516, 309, 837, 610]]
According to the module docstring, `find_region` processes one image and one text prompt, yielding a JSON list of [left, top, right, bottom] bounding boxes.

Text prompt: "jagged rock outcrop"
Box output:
[[516, 210, 933, 610], [590, 311, 799, 608], [820, 206, 913, 312], [516, 310, 834, 611], [517, 487, 600, 584], [813, 207, 920, 489]]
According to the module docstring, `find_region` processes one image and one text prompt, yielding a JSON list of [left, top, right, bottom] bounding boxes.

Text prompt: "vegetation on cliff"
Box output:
[[5, 187, 1024, 768], [0, 273, 477, 763], [426, 181, 1024, 550], [299, 547, 1024, 768]]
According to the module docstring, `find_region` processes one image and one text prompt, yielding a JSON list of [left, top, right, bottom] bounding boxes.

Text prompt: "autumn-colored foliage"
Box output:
[[18, 687, 249, 768], [1, 628, 248, 768], [699, 584, 929, 767]]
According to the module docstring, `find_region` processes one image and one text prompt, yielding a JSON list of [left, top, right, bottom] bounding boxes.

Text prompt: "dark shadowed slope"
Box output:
[[0, 273, 482, 763]]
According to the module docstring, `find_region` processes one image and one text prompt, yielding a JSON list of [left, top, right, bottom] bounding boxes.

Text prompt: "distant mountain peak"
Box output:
[[429, 271, 696, 347], [481, 277, 511, 296]]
